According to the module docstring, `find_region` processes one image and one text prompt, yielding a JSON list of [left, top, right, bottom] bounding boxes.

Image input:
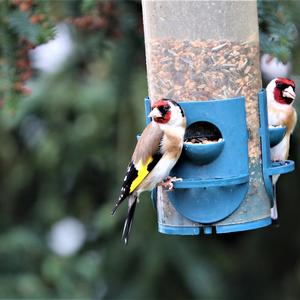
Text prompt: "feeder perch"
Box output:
[[141, 0, 295, 235]]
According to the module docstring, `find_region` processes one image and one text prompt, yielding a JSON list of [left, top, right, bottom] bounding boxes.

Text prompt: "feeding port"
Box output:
[[184, 121, 223, 144], [184, 121, 224, 165]]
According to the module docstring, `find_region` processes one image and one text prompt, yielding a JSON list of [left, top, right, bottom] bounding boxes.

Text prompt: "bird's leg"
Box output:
[[158, 176, 182, 191]]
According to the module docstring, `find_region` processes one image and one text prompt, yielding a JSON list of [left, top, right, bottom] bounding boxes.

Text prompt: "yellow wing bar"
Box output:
[[130, 157, 153, 193]]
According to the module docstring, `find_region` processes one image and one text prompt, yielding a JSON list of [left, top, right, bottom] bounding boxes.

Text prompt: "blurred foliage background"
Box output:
[[0, 0, 300, 299]]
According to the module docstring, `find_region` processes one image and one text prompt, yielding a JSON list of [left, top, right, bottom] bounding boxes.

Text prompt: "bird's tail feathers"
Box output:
[[122, 195, 137, 245], [111, 191, 128, 215], [111, 198, 123, 215]]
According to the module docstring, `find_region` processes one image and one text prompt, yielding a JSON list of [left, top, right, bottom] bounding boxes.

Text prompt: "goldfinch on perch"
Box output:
[[112, 99, 186, 244], [266, 77, 297, 219]]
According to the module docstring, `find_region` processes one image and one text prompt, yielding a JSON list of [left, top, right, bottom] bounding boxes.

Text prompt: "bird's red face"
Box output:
[[149, 100, 171, 124], [273, 78, 296, 105]]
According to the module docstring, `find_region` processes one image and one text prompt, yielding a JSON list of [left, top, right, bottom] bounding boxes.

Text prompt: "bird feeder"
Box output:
[[141, 0, 295, 235]]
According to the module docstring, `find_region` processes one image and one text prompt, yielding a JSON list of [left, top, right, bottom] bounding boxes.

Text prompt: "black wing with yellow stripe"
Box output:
[[112, 152, 162, 215]]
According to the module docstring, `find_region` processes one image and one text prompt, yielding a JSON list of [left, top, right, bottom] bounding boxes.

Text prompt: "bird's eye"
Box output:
[[276, 83, 284, 89], [158, 104, 170, 114]]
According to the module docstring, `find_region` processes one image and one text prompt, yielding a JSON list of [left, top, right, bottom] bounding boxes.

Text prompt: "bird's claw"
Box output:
[[158, 176, 182, 191]]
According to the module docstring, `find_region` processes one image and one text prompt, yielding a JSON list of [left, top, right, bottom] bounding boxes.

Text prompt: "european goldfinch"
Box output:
[[112, 99, 186, 244], [266, 77, 297, 219]]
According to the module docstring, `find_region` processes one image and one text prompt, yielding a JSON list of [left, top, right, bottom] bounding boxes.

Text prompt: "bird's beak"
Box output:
[[282, 86, 296, 100], [148, 107, 162, 119]]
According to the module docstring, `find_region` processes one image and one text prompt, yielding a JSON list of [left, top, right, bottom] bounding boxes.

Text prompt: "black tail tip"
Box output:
[[111, 205, 118, 215]]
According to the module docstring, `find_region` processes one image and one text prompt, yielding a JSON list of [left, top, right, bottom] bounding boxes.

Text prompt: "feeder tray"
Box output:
[[183, 121, 224, 165]]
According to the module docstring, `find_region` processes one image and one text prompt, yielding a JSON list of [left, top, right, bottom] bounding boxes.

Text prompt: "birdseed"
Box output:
[[184, 138, 223, 144], [146, 38, 262, 160]]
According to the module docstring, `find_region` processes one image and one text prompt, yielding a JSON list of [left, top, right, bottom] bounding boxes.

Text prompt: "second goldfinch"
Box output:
[[112, 99, 186, 244], [266, 77, 297, 219], [266, 77, 297, 171]]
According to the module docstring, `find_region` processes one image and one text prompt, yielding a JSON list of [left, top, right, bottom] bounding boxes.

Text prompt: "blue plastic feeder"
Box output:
[[143, 90, 295, 235]]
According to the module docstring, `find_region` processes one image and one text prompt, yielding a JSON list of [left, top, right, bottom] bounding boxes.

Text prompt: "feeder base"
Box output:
[[158, 217, 272, 235]]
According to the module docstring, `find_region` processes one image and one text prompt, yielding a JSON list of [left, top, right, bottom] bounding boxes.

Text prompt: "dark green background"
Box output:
[[0, 1, 300, 299]]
